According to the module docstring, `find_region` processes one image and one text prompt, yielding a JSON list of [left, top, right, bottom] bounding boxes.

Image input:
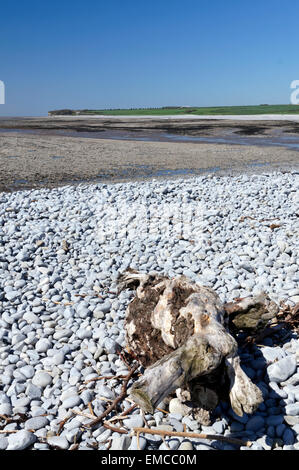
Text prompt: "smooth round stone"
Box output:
[[0, 393, 11, 405], [181, 417, 199, 431], [283, 428, 295, 445], [230, 421, 244, 432], [76, 329, 92, 339], [276, 423, 286, 437], [26, 350, 40, 363], [159, 438, 180, 450], [24, 416, 49, 430], [53, 330, 72, 341], [25, 383, 42, 399], [14, 280, 26, 289], [92, 400, 105, 417], [267, 426, 276, 438], [35, 338, 52, 353], [200, 269, 217, 283], [267, 355, 297, 383], [5, 290, 21, 301], [284, 415, 299, 426], [65, 427, 82, 443], [32, 371, 52, 388], [228, 409, 249, 424], [1, 374, 12, 385], [0, 403, 12, 416], [285, 403, 299, 416], [31, 406, 47, 417], [47, 435, 69, 449], [0, 437, 8, 450], [245, 416, 265, 432], [69, 375, 80, 386], [98, 300, 111, 314], [62, 395, 82, 409], [12, 333, 26, 346], [169, 413, 183, 421], [33, 443, 50, 450], [123, 414, 144, 429], [104, 337, 120, 354], [52, 350, 65, 365], [93, 309, 105, 320], [178, 441, 193, 450], [13, 397, 31, 408], [268, 381, 287, 399], [8, 354, 20, 365], [60, 387, 78, 401], [23, 312, 40, 324], [110, 435, 131, 450], [169, 418, 184, 433], [11, 366, 25, 382], [93, 347, 104, 359], [76, 307, 91, 319], [266, 415, 284, 426], [96, 384, 115, 400], [7, 430, 37, 450], [80, 390, 93, 405], [19, 365, 35, 379], [128, 436, 147, 450], [168, 398, 190, 416]]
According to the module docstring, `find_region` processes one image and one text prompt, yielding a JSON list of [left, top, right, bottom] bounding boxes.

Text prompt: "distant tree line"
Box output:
[[48, 109, 76, 115], [48, 106, 188, 115]]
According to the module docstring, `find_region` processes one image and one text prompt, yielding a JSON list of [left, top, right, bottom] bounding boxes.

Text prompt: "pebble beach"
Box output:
[[0, 170, 299, 451]]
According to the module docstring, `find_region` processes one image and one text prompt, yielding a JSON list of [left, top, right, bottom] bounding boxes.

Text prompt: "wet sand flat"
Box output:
[[0, 131, 298, 193], [2, 115, 299, 136]]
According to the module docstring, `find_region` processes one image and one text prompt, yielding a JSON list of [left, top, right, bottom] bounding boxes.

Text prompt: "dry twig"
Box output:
[[103, 422, 129, 434], [85, 363, 139, 429], [106, 404, 138, 424], [71, 409, 94, 420], [120, 404, 137, 416], [57, 414, 72, 436], [88, 402, 96, 417], [132, 427, 251, 448], [84, 374, 127, 384], [0, 430, 18, 434], [156, 407, 169, 414]]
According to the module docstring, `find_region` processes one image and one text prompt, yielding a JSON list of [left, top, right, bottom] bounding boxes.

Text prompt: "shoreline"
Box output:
[[3, 113, 299, 120], [0, 131, 299, 193]]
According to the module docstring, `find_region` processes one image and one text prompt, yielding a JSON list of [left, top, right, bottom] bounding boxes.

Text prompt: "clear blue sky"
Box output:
[[0, 0, 299, 116]]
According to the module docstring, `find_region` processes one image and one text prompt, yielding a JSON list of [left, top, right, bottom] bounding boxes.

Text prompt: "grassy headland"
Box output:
[[48, 104, 299, 116]]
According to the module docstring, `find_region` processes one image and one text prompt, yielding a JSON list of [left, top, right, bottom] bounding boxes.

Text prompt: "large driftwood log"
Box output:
[[117, 270, 279, 418]]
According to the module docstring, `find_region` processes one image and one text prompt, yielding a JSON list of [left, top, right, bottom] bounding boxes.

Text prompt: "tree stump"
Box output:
[[117, 270, 279, 419]]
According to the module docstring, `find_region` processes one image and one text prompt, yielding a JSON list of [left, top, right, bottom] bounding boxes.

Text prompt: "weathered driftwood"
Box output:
[[224, 293, 279, 331], [117, 269, 278, 419]]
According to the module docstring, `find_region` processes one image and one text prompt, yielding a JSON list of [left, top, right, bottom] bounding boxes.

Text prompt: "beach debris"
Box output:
[[61, 239, 70, 252], [276, 302, 299, 333], [224, 292, 280, 331], [116, 269, 288, 420], [131, 426, 252, 449], [269, 223, 281, 230], [83, 362, 139, 429]]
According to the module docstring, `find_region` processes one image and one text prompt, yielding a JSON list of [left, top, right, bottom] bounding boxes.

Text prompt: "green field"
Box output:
[[49, 104, 299, 116]]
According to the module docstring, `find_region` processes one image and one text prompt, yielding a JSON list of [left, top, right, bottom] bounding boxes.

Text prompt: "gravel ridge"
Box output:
[[0, 170, 298, 450]]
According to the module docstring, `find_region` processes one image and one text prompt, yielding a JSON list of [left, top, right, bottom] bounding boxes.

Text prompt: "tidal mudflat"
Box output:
[[0, 129, 298, 192]]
